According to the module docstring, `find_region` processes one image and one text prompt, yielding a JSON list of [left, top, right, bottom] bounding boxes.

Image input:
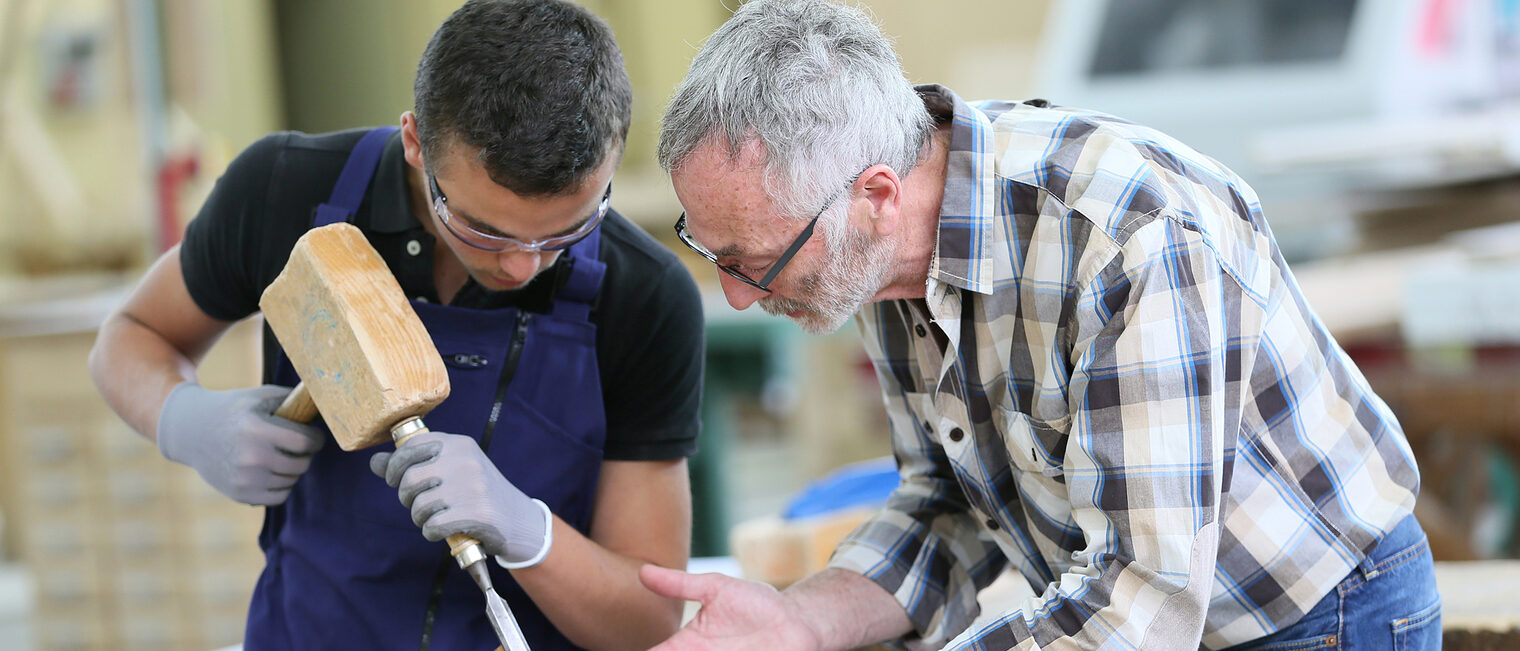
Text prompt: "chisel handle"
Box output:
[[390, 417, 489, 569]]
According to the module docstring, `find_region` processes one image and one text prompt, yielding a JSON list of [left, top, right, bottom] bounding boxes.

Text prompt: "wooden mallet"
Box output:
[[259, 222, 530, 651]]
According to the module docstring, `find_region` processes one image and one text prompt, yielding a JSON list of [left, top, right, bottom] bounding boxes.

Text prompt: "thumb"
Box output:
[[639, 564, 717, 603], [369, 451, 392, 479], [248, 384, 296, 403]]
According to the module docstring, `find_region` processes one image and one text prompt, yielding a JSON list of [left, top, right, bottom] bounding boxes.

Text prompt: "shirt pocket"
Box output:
[[998, 406, 1067, 479]]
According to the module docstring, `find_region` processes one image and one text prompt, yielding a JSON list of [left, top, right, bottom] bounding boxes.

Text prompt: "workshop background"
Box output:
[[1, 0, 1519, 649]]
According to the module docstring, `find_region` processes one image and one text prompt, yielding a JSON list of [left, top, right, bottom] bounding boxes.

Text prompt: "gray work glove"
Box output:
[[370, 431, 553, 568], [157, 382, 326, 506]]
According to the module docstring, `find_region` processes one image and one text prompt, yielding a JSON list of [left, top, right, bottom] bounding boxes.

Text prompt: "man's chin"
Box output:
[[784, 308, 852, 335], [794, 316, 849, 335], [762, 300, 851, 334], [474, 272, 532, 291]]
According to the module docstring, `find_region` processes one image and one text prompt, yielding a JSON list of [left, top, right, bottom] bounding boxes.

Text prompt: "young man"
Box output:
[[642, 0, 1438, 649], [88, 1, 703, 649]]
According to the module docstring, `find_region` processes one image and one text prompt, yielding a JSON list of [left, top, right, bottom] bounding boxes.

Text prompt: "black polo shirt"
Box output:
[[180, 128, 703, 460]]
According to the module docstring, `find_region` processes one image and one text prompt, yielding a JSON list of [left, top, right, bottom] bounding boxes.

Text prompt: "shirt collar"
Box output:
[[917, 84, 996, 297], [366, 132, 425, 234]]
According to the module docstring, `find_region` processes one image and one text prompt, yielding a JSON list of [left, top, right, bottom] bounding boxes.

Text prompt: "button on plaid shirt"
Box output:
[[828, 86, 1420, 650]]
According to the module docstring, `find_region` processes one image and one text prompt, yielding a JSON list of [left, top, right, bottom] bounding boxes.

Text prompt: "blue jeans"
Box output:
[[1224, 515, 1442, 650]]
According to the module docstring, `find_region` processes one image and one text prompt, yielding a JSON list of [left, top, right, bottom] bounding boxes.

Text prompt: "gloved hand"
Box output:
[[156, 382, 327, 506], [370, 431, 552, 568]]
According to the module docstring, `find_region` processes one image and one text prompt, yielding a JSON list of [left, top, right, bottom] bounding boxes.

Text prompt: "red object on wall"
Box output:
[[156, 152, 199, 252]]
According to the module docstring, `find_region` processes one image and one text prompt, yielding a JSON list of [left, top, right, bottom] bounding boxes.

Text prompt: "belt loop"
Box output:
[[1357, 548, 1381, 580], [1358, 514, 1418, 580]]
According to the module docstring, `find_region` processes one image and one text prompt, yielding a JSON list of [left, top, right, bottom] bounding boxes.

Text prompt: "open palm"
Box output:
[[641, 565, 822, 651]]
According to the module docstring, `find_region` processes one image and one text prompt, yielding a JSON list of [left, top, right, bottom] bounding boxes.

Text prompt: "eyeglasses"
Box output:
[[428, 172, 611, 253], [673, 188, 841, 294]]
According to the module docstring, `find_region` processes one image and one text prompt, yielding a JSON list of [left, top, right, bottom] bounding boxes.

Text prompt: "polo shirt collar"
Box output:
[[365, 131, 425, 234]]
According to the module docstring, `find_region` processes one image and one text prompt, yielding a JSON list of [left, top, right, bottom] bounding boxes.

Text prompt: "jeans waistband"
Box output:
[[1357, 514, 1427, 580]]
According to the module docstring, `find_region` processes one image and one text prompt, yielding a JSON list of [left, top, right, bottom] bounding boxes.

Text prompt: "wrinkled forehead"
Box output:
[[671, 158, 795, 258]]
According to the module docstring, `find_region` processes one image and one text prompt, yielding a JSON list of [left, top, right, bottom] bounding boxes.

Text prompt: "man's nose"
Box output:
[[497, 248, 542, 279], [718, 273, 766, 311]]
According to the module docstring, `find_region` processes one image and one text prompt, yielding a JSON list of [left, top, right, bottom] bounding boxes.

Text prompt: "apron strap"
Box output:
[[551, 227, 606, 321], [314, 126, 399, 227]]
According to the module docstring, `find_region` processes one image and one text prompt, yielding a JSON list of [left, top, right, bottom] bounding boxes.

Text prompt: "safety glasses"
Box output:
[[429, 172, 610, 253]]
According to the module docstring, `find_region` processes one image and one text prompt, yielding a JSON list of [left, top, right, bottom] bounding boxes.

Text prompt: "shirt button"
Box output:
[[406, 240, 422, 256], [985, 518, 999, 530], [948, 427, 964, 442], [915, 324, 927, 337]]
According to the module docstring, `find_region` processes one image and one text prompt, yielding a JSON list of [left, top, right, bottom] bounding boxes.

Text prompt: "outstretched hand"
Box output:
[[639, 564, 823, 651]]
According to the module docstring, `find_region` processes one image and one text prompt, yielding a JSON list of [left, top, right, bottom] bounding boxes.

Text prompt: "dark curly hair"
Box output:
[[414, 0, 632, 196]]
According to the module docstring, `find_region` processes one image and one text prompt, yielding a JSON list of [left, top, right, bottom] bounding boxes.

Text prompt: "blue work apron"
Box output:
[[246, 127, 608, 651]]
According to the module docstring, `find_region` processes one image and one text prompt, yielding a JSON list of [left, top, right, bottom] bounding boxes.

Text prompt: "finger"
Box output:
[[399, 475, 442, 511], [422, 517, 508, 558], [264, 450, 313, 477], [254, 467, 302, 490], [418, 516, 471, 547], [247, 388, 326, 449], [249, 484, 293, 507], [250, 416, 326, 457], [369, 452, 392, 479], [252, 392, 300, 426], [639, 564, 718, 603], [281, 422, 327, 454], [385, 440, 444, 487], [411, 495, 448, 532], [249, 384, 295, 404]]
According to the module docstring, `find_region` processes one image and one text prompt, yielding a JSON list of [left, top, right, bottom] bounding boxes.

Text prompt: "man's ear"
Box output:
[[853, 164, 902, 238], [400, 111, 425, 169]]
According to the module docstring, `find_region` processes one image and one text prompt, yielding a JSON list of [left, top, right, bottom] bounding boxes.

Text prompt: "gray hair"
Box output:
[[658, 0, 931, 234]]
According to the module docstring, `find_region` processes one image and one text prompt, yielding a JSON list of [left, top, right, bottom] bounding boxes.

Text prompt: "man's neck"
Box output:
[[404, 165, 470, 303], [873, 123, 951, 302]]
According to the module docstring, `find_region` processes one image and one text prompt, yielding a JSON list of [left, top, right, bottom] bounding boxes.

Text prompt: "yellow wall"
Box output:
[[161, 0, 284, 154], [274, 0, 456, 134], [870, 0, 1050, 100], [265, 0, 1051, 228]]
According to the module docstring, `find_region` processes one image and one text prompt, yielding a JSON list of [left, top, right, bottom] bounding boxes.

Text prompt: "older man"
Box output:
[[640, 0, 1438, 649]]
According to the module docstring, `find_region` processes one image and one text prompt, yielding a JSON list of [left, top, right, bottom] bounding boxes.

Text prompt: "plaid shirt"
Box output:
[[828, 86, 1420, 650]]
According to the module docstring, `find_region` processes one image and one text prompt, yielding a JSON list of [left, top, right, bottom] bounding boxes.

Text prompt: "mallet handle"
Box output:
[[274, 382, 320, 423]]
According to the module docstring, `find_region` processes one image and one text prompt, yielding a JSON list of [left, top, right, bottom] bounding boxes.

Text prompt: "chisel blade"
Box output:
[[486, 586, 531, 651]]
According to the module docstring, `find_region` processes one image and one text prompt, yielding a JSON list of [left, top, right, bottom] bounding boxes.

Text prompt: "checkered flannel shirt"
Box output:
[[828, 85, 1421, 650]]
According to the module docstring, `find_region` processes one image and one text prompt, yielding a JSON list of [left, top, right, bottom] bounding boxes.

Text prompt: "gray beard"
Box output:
[[760, 224, 894, 334]]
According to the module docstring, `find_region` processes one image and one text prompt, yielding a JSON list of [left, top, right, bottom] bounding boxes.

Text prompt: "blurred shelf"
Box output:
[[1251, 102, 1520, 194], [0, 274, 136, 337]]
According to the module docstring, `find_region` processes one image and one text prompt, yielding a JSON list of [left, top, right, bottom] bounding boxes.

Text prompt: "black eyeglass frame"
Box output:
[[673, 189, 841, 294]]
